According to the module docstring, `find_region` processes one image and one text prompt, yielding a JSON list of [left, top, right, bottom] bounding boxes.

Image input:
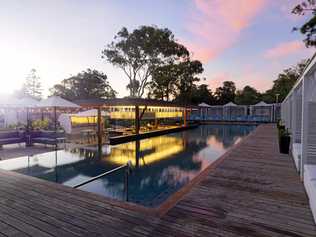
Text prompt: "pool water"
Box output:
[[0, 125, 255, 207]]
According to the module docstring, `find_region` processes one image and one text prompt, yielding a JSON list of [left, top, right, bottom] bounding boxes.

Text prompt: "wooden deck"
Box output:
[[0, 124, 315, 236]]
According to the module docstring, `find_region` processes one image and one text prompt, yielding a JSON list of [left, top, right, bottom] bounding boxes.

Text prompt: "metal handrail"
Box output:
[[73, 162, 131, 189]]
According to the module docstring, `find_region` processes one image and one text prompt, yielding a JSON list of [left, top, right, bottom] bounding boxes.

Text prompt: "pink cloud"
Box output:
[[207, 66, 272, 92], [263, 40, 305, 59], [184, 0, 267, 62]]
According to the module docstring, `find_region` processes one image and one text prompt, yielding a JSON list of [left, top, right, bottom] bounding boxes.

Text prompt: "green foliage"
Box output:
[[102, 26, 190, 97], [32, 119, 49, 130], [50, 69, 116, 101], [262, 59, 308, 103], [292, 0, 316, 47], [190, 84, 215, 105], [214, 81, 236, 105], [235, 86, 261, 105], [172, 60, 204, 104]]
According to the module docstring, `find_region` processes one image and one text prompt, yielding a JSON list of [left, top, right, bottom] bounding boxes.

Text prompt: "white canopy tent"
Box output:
[[0, 96, 39, 128]]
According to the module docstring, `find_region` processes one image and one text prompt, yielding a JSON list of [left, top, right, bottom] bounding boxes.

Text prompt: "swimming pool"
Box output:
[[0, 125, 255, 207]]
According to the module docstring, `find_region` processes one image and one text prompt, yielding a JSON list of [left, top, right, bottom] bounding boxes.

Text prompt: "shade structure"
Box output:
[[38, 96, 80, 131], [253, 101, 270, 107], [0, 96, 22, 108], [198, 102, 211, 107], [16, 97, 39, 108], [0, 96, 39, 128], [38, 96, 80, 109], [223, 102, 237, 107]]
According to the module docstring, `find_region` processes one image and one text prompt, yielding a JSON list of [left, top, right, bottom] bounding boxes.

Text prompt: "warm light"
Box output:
[[106, 136, 184, 166], [71, 116, 98, 124], [108, 106, 183, 119]]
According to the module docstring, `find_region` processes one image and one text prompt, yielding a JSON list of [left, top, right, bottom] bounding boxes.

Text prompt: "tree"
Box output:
[[22, 69, 42, 99], [214, 81, 236, 105], [173, 60, 204, 104], [235, 86, 261, 105], [148, 64, 177, 101], [262, 59, 309, 103], [50, 69, 117, 101], [292, 0, 316, 47], [102, 26, 189, 97], [190, 84, 216, 105]]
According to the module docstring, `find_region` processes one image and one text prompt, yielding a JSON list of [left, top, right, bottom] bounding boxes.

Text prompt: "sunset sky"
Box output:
[[0, 0, 314, 97]]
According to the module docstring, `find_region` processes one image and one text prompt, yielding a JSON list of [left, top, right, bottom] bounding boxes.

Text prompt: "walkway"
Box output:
[[0, 124, 315, 236]]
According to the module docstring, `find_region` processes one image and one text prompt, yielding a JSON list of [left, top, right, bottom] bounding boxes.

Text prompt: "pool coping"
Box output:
[[0, 124, 260, 218]]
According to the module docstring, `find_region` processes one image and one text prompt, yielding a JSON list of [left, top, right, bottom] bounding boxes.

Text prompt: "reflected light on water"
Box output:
[[106, 136, 184, 166]]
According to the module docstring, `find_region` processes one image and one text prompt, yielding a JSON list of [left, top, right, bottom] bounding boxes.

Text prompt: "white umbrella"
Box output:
[[38, 96, 80, 131], [16, 97, 39, 108], [38, 96, 80, 108]]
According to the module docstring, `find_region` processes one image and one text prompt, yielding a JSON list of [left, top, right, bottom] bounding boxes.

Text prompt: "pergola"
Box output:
[[75, 98, 187, 140]]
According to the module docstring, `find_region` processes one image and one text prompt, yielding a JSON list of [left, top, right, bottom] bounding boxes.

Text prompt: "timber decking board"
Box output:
[[0, 124, 315, 236]]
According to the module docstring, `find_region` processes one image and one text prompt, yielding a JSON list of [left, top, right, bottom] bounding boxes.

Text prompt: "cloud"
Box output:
[[184, 0, 267, 62], [207, 66, 272, 93], [263, 40, 305, 59]]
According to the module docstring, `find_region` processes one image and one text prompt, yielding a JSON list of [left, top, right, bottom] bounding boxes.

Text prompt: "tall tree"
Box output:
[[148, 64, 177, 101], [23, 69, 42, 99], [235, 86, 261, 105], [173, 60, 204, 104], [214, 81, 236, 105], [50, 69, 116, 101], [292, 0, 316, 47], [190, 84, 215, 105], [102, 26, 189, 97], [262, 59, 309, 103]]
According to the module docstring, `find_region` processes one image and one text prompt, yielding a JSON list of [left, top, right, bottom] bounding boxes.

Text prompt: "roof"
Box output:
[[223, 102, 237, 107], [38, 96, 80, 108], [75, 98, 190, 108], [198, 102, 211, 107], [253, 101, 272, 107]]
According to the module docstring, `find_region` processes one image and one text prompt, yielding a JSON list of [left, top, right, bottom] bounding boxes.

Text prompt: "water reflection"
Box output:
[[0, 125, 255, 207]]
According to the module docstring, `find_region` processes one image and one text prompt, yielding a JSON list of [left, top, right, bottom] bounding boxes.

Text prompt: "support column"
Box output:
[[135, 105, 140, 135], [97, 107, 102, 152], [183, 107, 187, 126]]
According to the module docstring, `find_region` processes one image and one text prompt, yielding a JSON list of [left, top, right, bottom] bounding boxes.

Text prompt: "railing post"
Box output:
[[124, 160, 132, 201]]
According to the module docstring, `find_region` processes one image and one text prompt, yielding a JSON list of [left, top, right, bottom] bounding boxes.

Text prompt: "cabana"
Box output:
[[223, 102, 247, 121], [198, 103, 211, 120], [250, 101, 273, 122], [198, 103, 224, 121], [282, 53, 316, 223]]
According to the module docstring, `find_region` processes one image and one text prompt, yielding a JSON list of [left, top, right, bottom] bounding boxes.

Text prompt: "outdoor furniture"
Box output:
[[30, 130, 65, 146], [0, 131, 25, 147]]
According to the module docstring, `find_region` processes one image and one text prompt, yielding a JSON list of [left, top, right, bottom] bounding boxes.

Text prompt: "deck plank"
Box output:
[[0, 124, 315, 236]]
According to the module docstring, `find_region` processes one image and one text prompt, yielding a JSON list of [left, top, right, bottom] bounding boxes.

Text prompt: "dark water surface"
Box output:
[[0, 125, 255, 207]]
